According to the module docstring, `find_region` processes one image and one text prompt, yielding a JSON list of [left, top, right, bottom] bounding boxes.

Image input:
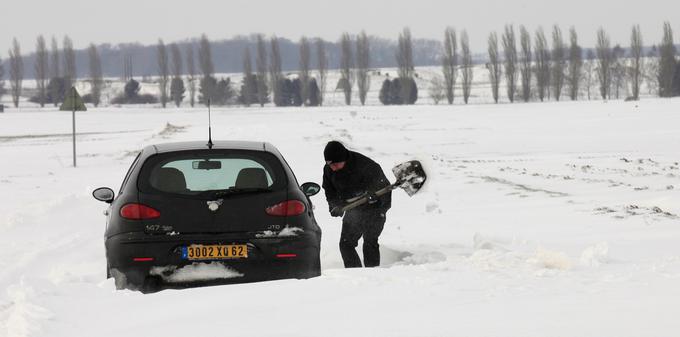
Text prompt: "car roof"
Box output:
[[145, 141, 273, 154]]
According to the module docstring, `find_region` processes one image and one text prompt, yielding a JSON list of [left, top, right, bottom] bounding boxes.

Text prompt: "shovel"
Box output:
[[340, 160, 427, 212]]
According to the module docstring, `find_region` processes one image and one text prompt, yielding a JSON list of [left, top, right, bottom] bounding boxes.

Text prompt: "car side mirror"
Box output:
[[93, 187, 115, 203], [301, 182, 321, 197]]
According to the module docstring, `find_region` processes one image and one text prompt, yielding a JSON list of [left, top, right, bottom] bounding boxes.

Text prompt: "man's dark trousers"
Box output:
[[339, 209, 386, 268]]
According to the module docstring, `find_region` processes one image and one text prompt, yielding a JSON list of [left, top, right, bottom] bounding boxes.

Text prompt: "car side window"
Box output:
[[119, 152, 141, 194]]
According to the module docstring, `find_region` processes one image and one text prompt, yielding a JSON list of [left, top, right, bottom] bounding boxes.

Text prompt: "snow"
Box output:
[[149, 263, 243, 283], [1, 98, 680, 337]]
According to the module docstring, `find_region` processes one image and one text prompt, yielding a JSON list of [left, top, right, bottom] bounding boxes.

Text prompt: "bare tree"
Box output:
[[198, 34, 215, 105], [35, 35, 49, 107], [659, 22, 676, 97], [442, 27, 458, 104], [170, 43, 184, 107], [502, 25, 518, 102], [629, 25, 643, 100], [582, 49, 596, 100], [49, 37, 61, 105], [122, 53, 133, 82], [519, 26, 532, 102], [0, 56, 5, 100], [611, 45, 626, 99], [428, 75, 446, 104], [397, 28, 415, 104], [242, 47, 253, 107], [269, 36, 283, 105], [534, 27, 551, 101], [8, 38, 23, 108], [596, 28, 612, 100], [551, 25, 566, 101], [567, 27, 583, 101], [157, 39, 169, 108], [356, 31, 371, 105], [256, 35, 268, 107], [316, 38, 328, 106], [461, 30, 473, 104], [299, 37, 311, 105], [487, 32, 501, 103], [198, 34, 214, 78], [88, 44, 103, 107], [644, 47, 660, 96], [339, 32, 354, 105], [185, 45, 196, 107], [63, 36, 76, 92]]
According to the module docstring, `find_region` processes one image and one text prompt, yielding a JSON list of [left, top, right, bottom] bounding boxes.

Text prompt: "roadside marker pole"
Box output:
[[72, 89, 77, 167]]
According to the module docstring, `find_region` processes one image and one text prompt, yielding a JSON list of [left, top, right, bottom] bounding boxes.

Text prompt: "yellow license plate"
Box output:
[[183, 244, 248, 260]]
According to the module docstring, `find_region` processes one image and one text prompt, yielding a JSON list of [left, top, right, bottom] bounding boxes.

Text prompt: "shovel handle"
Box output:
[[340, 184, 396, 213]]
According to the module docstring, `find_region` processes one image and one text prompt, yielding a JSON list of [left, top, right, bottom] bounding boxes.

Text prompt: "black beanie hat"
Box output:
[[324, 141, 349, 163]]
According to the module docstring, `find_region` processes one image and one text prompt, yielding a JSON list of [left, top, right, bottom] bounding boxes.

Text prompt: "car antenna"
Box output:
[[207, 98, 213, 149]]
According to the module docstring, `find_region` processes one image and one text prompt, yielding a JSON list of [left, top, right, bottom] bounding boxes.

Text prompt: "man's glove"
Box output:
[[366, 192, 379, 205], [330, 206, 344, 217]]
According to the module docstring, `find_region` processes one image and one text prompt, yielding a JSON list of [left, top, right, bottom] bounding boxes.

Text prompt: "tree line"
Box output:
[[1, 23, 678, 109], [428, 22, 679, 105]]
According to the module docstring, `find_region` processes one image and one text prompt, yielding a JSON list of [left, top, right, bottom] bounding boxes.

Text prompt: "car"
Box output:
[[92, 141, 322, 292]]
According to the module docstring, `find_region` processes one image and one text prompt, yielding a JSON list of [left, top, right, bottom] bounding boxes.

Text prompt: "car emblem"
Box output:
[[207, 199, 223, 212]]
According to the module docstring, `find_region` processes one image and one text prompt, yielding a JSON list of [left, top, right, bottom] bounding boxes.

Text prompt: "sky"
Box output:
[[1, 0, 678, 55]]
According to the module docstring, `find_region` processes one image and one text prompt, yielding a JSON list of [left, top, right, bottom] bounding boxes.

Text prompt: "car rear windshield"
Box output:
[[137, 150, 287, 198]]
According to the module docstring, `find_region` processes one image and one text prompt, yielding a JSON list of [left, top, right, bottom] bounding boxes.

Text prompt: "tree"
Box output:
[[299, 37, 311, 105], [534, 27, 551, 101], [567, 27, 583, 101], [88, 44, 103, 107], [308, 78, 320, 106], [659, 22, 676, 97], [644, 47, 660, 96], [630, 25, 643, 100], [551, 25, 566, 101], [379, 78, 417, 105], [582, 49, 596, 100], [461, 30, 473, 104], [339, 32, 354, 105], [170, 44, 184, 107], [0, 56, 5, 100], [442, 27, 458, 104], [35, 35, 49, 107], [198, 35, 214, 106], [611, 45, 626, 99], [255, 35, 268, 107], [397, 28, 416, 104], [49, 37, 60, 107], [9, 38, 23, 108], [519, 26, 532, 102], [487, 32, 501, 103], [157, 39, 169, 108], [502, 25, 518, 102], [63, 36, 76, 93], [429, 75, 446, 104], [596, 28, 613, 100], [316, 38, 328, 106], [111, 79, 158, 104], [269, 36, 283, 106], [242, 47, 254, 107], [186, 45, 196, 107], [356, 31, 371, 105]]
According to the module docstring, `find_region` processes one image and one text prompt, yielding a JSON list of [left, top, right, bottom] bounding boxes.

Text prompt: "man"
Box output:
[[322, 141, 391, 268]]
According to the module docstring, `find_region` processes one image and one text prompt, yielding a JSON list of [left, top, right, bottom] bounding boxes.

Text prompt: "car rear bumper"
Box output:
[[106, 230, 321, 288]]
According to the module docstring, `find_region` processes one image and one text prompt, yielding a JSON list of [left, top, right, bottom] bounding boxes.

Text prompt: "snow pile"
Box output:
[[150, 263, 243, 283], [3, 283, 53, 337], [528, 248, 572, 270], [580, 242, 610, 267], [255, 226, 304, 238]]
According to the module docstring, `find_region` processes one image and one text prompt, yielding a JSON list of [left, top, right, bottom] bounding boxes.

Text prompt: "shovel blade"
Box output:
[[392, 160, 427, 197]]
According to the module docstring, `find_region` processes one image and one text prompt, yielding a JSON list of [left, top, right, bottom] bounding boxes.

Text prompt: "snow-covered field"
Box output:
[[1, 99, 680, 337]]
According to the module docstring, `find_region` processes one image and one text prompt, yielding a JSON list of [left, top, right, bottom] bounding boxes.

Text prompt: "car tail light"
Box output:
[[120, 203, 161, 220], [266, 200, 306, 216], [276, 254, 297, 259], [133, 257, 154, 262]]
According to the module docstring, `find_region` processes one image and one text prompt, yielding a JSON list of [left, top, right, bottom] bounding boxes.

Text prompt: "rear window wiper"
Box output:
[[210, 188, 272, 198]]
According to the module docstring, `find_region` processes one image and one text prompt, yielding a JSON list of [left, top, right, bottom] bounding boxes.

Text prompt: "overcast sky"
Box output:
[[1, 0, 677, 55]]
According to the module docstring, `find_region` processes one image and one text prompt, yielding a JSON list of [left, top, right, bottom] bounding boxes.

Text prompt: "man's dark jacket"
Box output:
[[322, 151, 392, 214]]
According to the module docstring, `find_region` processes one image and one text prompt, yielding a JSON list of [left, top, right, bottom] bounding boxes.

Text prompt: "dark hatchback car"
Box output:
[[93, 141, 322, 291]]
